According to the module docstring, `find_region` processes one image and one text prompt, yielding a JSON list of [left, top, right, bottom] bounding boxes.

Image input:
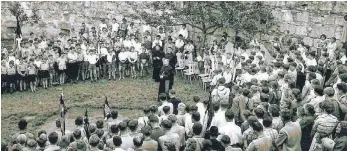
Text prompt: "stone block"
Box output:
[[319, 1, 334, 11], [324, 15, 336, 25], [59, 22, 71, 30], [271, 10, 282, 21], [288, 24, 296, 35], [296, 11, 309, 23], [309, 25, 323, 38], [84, 1, 90, 7], [295, 25, 308, 36], [335, 26, 343, 40], [323, 26, 336, 38], [335, 17, 346, 26], [333, 1, 347, 13], [311, 15, 324, 23], [303, 37, 313, 46], [282, 10, 293, 22]]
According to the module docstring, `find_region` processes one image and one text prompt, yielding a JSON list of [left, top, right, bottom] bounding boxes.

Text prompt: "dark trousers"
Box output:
[[169, 74, 174, 90], [67, 62, 78, 82], [152, 67, 161, 82]]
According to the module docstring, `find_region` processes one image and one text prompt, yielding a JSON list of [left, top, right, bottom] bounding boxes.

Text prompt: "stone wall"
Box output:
[[262, 1, 347, 48], [1, 1, 150, 40], [1, 1, 347, 49]]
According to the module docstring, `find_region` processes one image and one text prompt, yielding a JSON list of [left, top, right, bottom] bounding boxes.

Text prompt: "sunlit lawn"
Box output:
[[1, 76, 208, 144]]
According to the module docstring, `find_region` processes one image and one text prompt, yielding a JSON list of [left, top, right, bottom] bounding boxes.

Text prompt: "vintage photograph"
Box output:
[[1, 1, 347, 151]]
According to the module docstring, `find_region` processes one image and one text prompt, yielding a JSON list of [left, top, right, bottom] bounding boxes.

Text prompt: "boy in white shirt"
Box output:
[[57, 53, 67, 85], [106, 49, 116, 80], [128, 46, 138, 78], [111, 18, 119, 33], [88, 48, 99, 82], [152, 35, 163, 48], [118, 47, 128, 80]]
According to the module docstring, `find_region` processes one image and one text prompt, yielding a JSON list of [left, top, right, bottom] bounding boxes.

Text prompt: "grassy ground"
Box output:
[[1, 76, 208, 144]]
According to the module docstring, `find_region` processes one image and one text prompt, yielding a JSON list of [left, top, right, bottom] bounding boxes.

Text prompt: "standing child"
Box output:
[[7, 61, 17, 93], [57, 53, 67, 85], [17, 58, 28, 91], [48, 54, 55, 86], [27, 59, 37, 92], [118, 47, 127, 80], [34, 56, 42, 87], [106, 48, 116, 80], [1, 60, 8, 93], [139, 46, 150, 77], [40, 57, 49, 89], [88, 48, 99, 82], [129, 46, 138, 78]]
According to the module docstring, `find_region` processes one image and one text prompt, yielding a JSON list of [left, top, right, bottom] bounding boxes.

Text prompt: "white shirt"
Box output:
[[88, 54, 98, 64], [128, 52, 138, 62], [34, 60, 42, 68], [123, 40, 133, 48], [256, 72, 269, 82], [305, 58, 317, 67], [100, 48, 109, 56], [158, 101, 173, 116], [196, 102, 206, 124], [175, 39, 185, 49], [210, 110, 227, 129], [67, 52, 77, 63], [99, 23, 107, 31], [118, 52, 128, 62], [112, 23, 119, 32], [211, 74, 223, 86], [223, 72, 233, 84], [107, 52, 115, 63], [308, 95, 325, 115], [133, 42, 142, 54], [178, 28, 188, 39], [217, 122, 242, 145], [152, 39, 162, 48]]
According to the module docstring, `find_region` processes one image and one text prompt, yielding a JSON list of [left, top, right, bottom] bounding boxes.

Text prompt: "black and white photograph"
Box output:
[[1, 1, 347, 151]]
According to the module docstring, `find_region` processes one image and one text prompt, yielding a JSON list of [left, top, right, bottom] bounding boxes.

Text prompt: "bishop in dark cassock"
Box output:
[[152, 45, 165, 82]]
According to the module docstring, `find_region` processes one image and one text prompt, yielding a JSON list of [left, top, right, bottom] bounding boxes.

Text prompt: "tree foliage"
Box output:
[[8, 1, 41, 26], [133, 1, 274, 41]]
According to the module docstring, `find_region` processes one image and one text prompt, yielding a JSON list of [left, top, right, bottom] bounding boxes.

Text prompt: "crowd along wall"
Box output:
[[1, 1, 347, 50]]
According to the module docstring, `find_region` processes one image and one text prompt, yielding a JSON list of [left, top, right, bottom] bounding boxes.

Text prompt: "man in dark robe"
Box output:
[[152, 45, 164, 82], [159, 58, 174, 95], [165, 47, 177, 90]]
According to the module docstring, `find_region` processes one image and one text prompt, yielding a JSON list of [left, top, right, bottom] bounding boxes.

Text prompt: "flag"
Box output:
[[84, 108, 91, 139], [103, 97, 111, 120], [60, 93, 66, 135]]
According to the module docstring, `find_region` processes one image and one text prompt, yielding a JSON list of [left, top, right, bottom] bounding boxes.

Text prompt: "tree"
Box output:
[[133, 1, 274, 46], [8, 2, 41, 27]]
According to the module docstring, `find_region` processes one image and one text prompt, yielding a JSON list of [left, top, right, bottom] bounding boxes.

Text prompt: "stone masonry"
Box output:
[[1, 1, 347, 49]]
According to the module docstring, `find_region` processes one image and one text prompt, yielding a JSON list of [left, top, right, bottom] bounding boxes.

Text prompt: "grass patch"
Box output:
[[1, 77, 208, 144]]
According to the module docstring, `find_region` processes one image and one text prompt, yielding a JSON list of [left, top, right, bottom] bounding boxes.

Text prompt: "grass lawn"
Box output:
[[1, 76, 208, 144]]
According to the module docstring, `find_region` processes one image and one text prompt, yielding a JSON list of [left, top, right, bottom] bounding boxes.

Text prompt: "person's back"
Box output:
[[247, 136, 274, 151], [276, 110, 302, 151], [44, 132, 61, 151]]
